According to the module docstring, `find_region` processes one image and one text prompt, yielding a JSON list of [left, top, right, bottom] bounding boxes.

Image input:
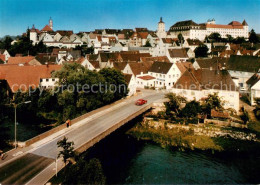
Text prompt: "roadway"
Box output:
[[0, 90, 166, 184]]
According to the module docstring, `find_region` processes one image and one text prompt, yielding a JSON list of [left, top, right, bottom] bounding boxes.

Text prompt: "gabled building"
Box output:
[[168, 19, 249, 41], [0, 49, 10, 62], [0, 65, 61, 92], [167, 48, 194, 62], [226, 55, 260, 89], [173, 68, 239, 111], [7, 56, 41, 66], [246, 73, 260, 105]]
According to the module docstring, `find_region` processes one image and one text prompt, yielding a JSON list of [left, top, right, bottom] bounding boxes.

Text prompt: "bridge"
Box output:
[[0, 90, 166, 184]]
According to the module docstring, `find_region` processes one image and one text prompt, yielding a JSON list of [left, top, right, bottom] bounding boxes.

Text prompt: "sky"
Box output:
[[0, 0, 260, 37]]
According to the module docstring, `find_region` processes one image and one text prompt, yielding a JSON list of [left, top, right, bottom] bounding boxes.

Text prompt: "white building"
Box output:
[[168, 19, 249, 41], [40, 77, 59, 89], [156, 17, 167, 38], [172, 68, 239, 112], [124, 74, 137, 96], [247, 73, 260, 105], [147, 61, 191, 89]]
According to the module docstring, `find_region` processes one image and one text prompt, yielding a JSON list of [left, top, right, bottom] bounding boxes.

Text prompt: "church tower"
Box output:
[[49, 17, 53, 30], [29, 24, 38, 45], [157, 17, 166, 38]]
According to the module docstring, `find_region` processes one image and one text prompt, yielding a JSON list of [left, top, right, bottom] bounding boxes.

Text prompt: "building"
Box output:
[[168, 19, 249, 41], [226, 55, 260, 89], [147, 61, 189, 89], [7, 56, 41, 66], [172, 68, 239, 111], [0, 65, 61, 92], [156, 17, 167, 38], [124, 74, 137, 96], [0, 49, 11, 62], [246, 73, 260, 105], [167, 48, 194, 63]]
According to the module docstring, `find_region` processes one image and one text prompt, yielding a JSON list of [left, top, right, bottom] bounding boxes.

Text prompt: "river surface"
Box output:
[[85, 119, 260, 184]]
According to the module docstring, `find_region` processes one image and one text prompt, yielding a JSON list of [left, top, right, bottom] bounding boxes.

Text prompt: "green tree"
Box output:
[[57, 137, 75, 166], [226, 34, 234, 43], [63, 158, 106, 185], [233, 37, 246, 44], [208, 32, 222, 42], [178, 33, 184, 44], [194, 44, 209, 58], [99, 68, 128, 102], [180, 100, 201, 118], [203, 93, 223, 114], [165, 93, 186, 114], [143, 40, 152, 47], [249, 29, 259, 44]]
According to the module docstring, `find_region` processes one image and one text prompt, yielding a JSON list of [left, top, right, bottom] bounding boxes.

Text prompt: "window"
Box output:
[[52, 79, 55, 82], [40, 79, 42, 82], [46, 79, 49, 82]]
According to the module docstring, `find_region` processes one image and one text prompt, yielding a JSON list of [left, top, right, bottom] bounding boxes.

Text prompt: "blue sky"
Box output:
[[0, 0, 260, 37]]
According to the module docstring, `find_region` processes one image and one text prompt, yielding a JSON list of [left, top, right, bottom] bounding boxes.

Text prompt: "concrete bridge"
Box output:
[[0, 90, 166, 185]]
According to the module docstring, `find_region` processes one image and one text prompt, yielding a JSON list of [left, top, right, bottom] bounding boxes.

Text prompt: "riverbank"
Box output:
[[127, 118, 260, 153]]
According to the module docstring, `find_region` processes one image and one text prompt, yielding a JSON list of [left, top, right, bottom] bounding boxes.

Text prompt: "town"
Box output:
[[0, 14, 260, 185]]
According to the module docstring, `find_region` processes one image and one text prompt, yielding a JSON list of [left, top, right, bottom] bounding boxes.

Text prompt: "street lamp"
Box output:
[[11, 101, 31, 149]]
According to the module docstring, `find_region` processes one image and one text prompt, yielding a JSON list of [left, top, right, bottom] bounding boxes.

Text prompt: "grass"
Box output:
[[127, 125, 223, 151], [127, 123, 260, 152], [248, 121, 260, 135]]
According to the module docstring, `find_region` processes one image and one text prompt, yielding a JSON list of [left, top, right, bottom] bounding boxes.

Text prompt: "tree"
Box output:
[[63, 158, 106, 185], [233, 37, 246, 44], [203, 93, 223, 114], [226, 34, 234, 43], [57, 137, 75, 166], [208, 32, 222, 42], [165, 93, 186, 114], [178, 33, 184, 44], [99, 68, 128, 102], [143, 40, 152, 47], [180, 100, 201, 118], [249, 29, 259, 44], [194, 44, 209, 58]]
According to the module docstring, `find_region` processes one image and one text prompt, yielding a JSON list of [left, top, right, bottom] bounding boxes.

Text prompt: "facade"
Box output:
[[147, 62, 180, 89], [169, 19, 249, 41], [136, 75, 156, 88], [172, 68, 239, 111], [246, 73, 260, 105], [156, 17, 167, 38], [40, 77, 59, 89]]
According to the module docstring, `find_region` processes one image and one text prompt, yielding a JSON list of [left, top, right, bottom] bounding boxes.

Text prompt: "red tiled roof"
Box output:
[[0, 54, 5, 62], [8, 56, 35, 65], [175, 62, 193, 74], [140, 56, 170, 63], [206, 21, 244, 29], [211, 109, 229, 118], [0, 65, 62, 92], [137, 75, 155, 80], [41, 25, 53, 32]]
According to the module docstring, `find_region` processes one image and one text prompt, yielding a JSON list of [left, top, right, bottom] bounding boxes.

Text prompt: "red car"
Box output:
[[135, 99, 147, 105]]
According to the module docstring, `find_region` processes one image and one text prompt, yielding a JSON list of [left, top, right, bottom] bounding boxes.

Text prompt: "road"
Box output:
[[0, 90, 166, 184]]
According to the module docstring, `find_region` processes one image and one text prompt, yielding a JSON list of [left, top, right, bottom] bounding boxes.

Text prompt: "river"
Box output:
[[84, 118, 260, 184]]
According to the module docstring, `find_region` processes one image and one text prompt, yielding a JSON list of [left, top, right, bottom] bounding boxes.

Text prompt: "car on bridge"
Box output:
[[135, 99, 147, 106]]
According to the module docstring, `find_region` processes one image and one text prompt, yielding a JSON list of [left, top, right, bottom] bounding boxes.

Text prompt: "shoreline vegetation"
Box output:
[[127, 122, 260, 153], [127, 92, 260, 154]]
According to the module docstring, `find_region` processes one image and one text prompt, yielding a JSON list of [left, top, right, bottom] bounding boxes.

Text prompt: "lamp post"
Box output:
[[12, 101, 31, 149]]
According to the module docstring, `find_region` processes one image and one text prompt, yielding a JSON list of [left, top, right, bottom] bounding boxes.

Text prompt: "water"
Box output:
[[1, 119, 51, 142], [85, 119, 260, 184]]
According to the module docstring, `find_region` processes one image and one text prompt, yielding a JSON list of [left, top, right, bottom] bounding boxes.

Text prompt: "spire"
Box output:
[[242, 19, 248, 26], [159, 17, 164, 23], [49, 17, 53, 29]]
